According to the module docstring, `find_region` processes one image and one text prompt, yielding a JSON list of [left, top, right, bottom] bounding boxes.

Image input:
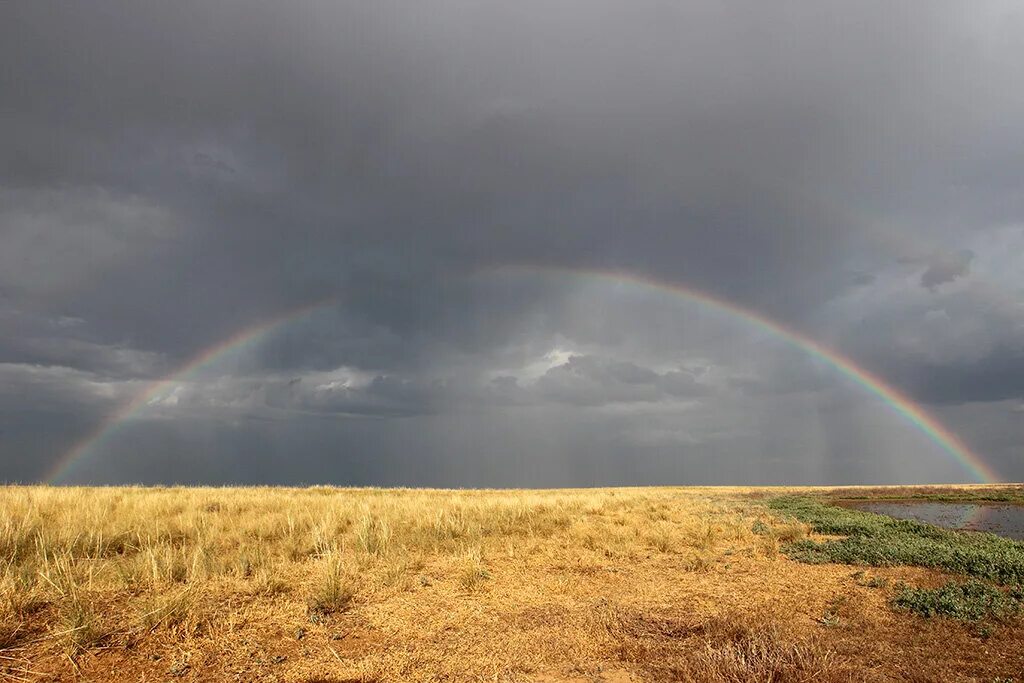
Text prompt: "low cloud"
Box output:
[[920, 249, 974, 291], [0, 363, 137, 414], [528, 355, 711, 407]]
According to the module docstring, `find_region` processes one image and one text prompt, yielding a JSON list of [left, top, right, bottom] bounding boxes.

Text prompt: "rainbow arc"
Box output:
[[47, 271, 998, 484]]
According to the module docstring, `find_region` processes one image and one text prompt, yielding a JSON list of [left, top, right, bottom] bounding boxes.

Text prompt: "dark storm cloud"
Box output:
[[4, 1, 1020, 334], [0, 363, 130, 415], [882, 349, 1024, 406], [1, 1, 1022, 483], [849, 272, 877, 288], [917, 250, 975, 291], [0, 304, 165, 379], [820, 233, 1024, 407]]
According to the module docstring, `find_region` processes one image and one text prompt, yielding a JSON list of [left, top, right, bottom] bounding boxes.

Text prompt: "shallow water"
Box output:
[[847, 502, 1024, 541]]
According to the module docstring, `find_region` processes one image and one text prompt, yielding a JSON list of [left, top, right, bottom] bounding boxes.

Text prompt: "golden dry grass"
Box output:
[[1, 485, 1021, 681]]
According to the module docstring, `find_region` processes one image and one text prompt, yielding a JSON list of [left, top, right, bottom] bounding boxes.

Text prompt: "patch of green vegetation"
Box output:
[[893, 580, 1024, 621], [830, 487, 1024, 505], [768, 497, 1024, 586]]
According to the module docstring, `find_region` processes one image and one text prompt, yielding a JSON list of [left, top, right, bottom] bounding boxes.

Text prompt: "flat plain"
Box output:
[[3, 485, 1023, 682]]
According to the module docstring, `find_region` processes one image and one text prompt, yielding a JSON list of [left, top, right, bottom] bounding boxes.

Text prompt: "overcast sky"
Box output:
[[1, 1, 1022, 485]]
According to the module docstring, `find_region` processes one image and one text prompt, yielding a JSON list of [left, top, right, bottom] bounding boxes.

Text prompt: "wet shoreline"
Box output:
[[838, 501, 1024, 541]]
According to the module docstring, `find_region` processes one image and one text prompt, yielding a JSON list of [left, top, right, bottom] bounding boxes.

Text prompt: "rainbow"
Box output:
[[47, 268, 1000, 485], [46, 299, 335, 483], [487, 265, 999, 483]]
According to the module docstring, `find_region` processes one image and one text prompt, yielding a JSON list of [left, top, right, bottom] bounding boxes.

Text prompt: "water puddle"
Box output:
[[843, 502, 1024, 541]]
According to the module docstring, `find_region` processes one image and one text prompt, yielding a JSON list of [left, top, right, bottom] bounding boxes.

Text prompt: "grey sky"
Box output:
[[1, 1, 1021, 485]]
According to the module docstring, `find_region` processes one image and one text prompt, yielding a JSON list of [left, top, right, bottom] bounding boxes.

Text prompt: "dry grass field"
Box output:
[[2, 485, 1023, 682]]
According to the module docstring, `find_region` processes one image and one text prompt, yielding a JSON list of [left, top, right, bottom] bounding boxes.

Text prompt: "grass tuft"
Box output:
[[457, 546, 490, 590], [307, 548, 357, 617], [138, 586, 198, 632], [647, 525, 675, 553], [644, 612, 860, 682], [58, 599, 107, 654], [355, 515, 392, 556], [672, 632, 855, 682]]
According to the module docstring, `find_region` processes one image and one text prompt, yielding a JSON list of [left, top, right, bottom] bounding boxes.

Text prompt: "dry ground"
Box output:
[[2, 485, 1022, 682]]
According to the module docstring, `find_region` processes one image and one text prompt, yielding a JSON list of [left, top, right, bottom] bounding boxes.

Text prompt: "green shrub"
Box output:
[[893, 581, 1024, 621], [768, 497, 1024, 586]]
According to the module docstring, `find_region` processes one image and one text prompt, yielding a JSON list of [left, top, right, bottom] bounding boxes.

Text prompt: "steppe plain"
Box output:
[[3, 484, 1023, 682]]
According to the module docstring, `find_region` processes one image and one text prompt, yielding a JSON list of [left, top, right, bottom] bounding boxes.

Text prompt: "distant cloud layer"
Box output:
[[0, 1, 1022, 484]]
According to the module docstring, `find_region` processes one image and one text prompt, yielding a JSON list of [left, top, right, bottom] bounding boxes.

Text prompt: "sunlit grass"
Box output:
[[0, 486, 755, 656], [3, 485, 1021, 679]]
